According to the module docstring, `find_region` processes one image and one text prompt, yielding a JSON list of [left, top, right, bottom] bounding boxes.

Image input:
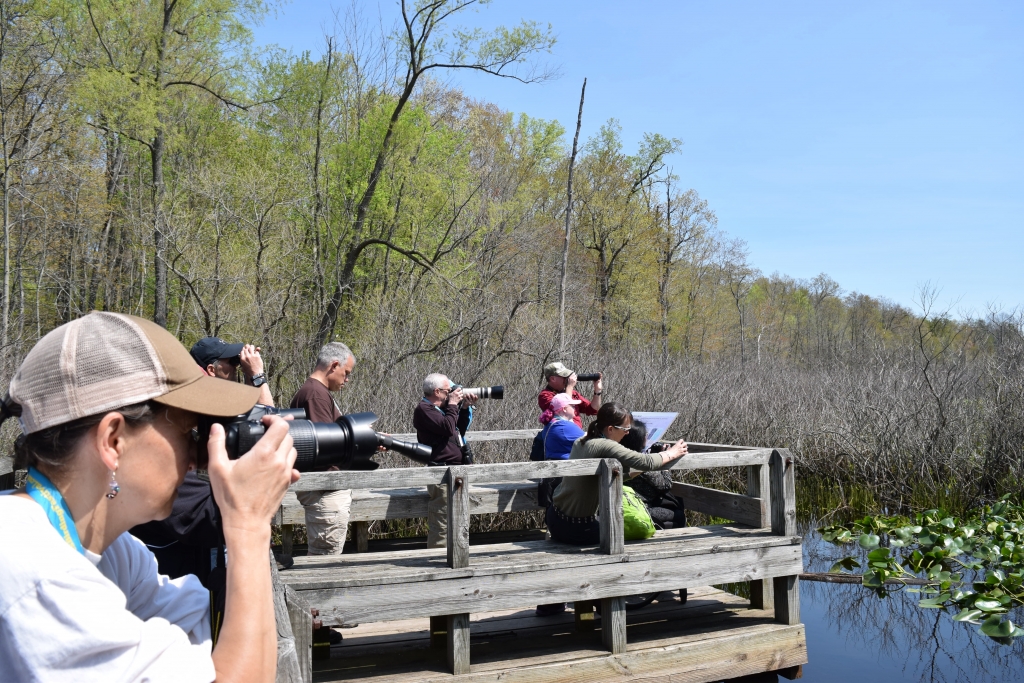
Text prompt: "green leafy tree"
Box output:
[[65, 0, 269, 327], [312, 0, 556, 346]]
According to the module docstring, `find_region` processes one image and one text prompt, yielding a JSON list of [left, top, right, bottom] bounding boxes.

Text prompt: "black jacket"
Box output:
[[413, 399, 471, 465]]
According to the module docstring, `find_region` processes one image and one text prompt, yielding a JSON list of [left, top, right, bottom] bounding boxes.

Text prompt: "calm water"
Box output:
[[797, 528, 1024, 683]]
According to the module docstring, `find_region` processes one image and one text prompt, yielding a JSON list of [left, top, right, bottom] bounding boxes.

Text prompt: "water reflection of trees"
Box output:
[[802, 529, 1023, 683]]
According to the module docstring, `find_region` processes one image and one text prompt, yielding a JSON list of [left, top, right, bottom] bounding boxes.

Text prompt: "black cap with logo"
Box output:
[[190, 336, 245, 369]]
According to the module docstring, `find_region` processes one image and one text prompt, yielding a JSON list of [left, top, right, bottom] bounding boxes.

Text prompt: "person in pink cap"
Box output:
[[538, 392, 586, 460]]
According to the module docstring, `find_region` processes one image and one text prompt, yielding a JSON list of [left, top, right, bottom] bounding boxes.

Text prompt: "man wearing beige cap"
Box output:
[[538, 362, 602, 429], [0, 311, 297, 682]]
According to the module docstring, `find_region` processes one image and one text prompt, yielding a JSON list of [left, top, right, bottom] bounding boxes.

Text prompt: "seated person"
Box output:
[[547, 402, 688, 546], [620, 421, 687, 530], [535, 393, 585, 512], [539, 393, 585, 460]]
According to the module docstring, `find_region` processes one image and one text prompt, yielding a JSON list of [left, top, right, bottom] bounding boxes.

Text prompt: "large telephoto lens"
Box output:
[[461, 385, 504, 400], [575, 373, 601, 382], [211, 407, 434, 471]]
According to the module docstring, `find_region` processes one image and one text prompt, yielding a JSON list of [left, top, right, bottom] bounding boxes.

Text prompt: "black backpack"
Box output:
[[529, 423, 551, 461]]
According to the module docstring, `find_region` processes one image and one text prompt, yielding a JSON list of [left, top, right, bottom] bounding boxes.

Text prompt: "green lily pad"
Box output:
[[859, 533, 880, 550]]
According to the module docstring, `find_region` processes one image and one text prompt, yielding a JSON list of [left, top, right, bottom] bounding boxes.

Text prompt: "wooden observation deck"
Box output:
[[269, 439, 807, 683]]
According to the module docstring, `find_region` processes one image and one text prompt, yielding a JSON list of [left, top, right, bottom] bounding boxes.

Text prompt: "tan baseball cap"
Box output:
[[10, 312, 260, 434], [543, 362, 574, 378]]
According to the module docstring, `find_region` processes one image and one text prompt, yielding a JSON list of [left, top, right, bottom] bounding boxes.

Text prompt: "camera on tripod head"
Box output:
[[197, 404, 433, 471]]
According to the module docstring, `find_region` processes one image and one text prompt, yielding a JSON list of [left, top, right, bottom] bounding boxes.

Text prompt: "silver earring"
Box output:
[[106, 469, 120, 499]]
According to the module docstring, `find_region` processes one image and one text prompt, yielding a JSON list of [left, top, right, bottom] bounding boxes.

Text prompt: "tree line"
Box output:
[[2, 0, 1022, 511]]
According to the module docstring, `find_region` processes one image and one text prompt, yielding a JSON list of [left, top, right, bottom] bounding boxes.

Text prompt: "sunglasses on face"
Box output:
[[609, 424, 632, 433]]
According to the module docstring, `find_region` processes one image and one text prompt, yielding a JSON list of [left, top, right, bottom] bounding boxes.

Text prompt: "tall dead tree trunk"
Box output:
[[558, 78, 585, 358], [150, 3, 172, 328]]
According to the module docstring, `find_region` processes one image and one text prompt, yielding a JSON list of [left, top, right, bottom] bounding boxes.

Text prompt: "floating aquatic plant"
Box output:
[[819, 496, 1024, 643]]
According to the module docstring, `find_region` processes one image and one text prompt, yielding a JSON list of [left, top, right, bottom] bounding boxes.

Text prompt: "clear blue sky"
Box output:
[[252, 1, 1023, 317]]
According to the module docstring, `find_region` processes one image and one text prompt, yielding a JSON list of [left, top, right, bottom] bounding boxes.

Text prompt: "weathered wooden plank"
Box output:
[[332, 622, 807, 683], [770, 449, 796, 537], [774, 574, 801, 626], [290, 450, 771, 493], [278, 482, 543, 527], [354, 521, 369, 553], [447, 467, 470, 570], [770, 449, 800, 626], [446, 612, 471, 675], [271, 551, 303, 683], [386, 433, 757, 451], [671, 482, 764, 527], [687, 441, 759, 453], [281, 527, 802, 591], [747, 463, 774, 609], [600, 596, 626, 654], [598, 459, 623, 555], [387, 430, 540, 443], [280, 524, 294, 557], [663, 448, 773, 470], [289, 460, 605, 491], [298, 543, 803, 626], [332, 585, 739, 654], [284, 586, 312, 683], [746, 464, 771, 528]]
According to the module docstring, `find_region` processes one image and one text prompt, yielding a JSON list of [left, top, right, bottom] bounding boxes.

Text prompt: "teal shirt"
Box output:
[[551, 437, 663, 518]]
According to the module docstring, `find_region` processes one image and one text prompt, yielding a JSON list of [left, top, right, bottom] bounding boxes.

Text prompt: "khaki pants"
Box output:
[[296, 489, 352, 556], [427, 484, 447, 549]]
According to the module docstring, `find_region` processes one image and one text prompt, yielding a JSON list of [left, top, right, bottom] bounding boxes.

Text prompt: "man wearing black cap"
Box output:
[[131, 336, 278, 641], [191, 337, 274, 407]]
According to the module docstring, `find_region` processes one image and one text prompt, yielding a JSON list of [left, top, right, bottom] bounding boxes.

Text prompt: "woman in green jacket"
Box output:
[[547, 402, 688, 545]]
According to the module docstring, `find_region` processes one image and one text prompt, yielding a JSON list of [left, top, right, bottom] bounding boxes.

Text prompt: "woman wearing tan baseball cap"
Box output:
[[0, 312, 298, 682]]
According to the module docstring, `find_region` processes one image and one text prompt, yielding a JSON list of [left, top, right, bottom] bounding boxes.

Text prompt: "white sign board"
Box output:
[[630, 412, 679, 452]]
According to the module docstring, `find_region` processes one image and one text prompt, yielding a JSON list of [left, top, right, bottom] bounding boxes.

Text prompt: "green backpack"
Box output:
[[622, 485, 656, 540]]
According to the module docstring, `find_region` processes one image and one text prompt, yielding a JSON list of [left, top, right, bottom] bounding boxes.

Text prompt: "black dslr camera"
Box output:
[[199, 405, 433, 471]]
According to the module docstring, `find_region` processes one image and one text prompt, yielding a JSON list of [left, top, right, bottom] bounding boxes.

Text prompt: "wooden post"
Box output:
[[446, 467, 470, 569], [746, 463, 774, 609], [284, 587, 313, 683], [446, 612, 471, 675], [281, 524, 294, 558], [770, 449, 800, 626], [598, 459, 623, 555], [600, 596, 627, 654], [445, 467, 471, 673], [354, 521, 369, 553], [271, 551, 305, 683], [574, 600, 596, 632]]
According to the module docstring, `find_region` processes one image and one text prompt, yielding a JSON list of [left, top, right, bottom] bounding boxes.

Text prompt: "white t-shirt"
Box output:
[[0, 493, 216, 682]]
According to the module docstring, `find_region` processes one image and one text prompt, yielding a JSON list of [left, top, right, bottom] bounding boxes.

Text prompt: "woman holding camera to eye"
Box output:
[[547, 402, 688, 546], [0, 312, 299, 682]]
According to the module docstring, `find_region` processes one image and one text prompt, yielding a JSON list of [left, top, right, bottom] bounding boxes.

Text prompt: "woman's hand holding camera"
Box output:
[[207, 415, 299, 539]]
